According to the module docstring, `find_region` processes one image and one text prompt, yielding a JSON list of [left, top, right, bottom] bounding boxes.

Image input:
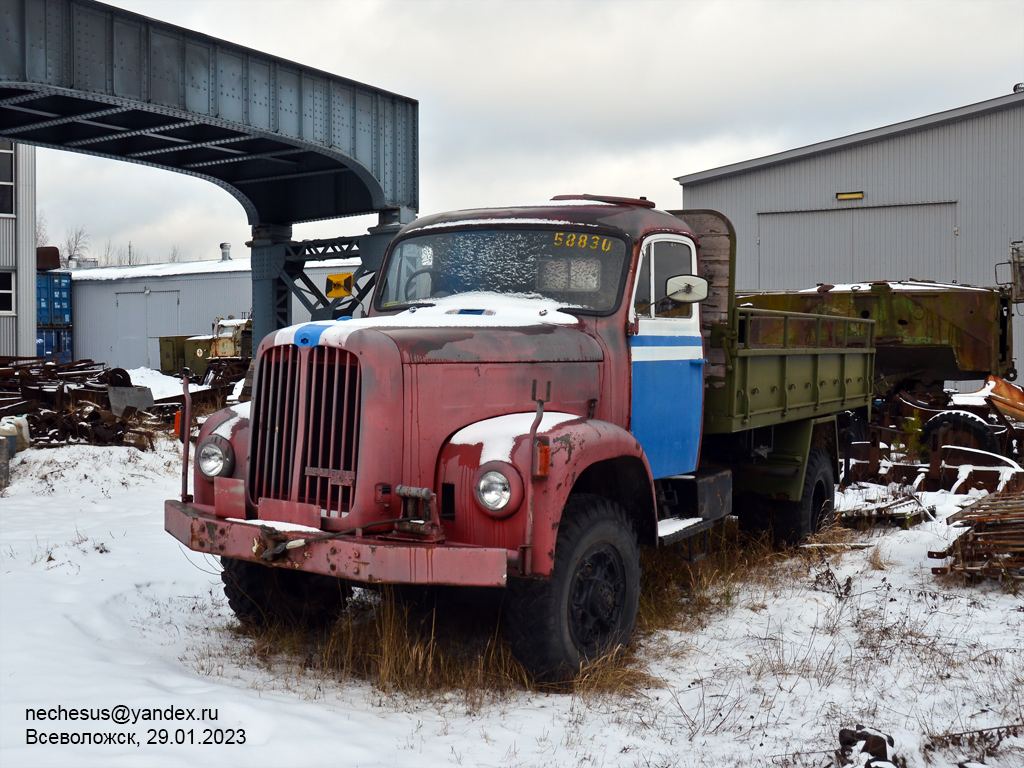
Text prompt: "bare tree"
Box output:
[[61, 225, 90, 268], [35, 210, 49, 246], [117, 241, 144, 266], [102, 238, 116, 266], [169, 245, 181, 263]]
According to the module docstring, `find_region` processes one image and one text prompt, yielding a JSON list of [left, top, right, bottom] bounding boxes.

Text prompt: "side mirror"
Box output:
[[665, 275, 709, 303]]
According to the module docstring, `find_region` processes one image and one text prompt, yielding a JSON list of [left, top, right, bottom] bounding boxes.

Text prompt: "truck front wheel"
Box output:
[[505, 494, 640, 682], [772, 447, 835, 544], [220, 557, 349, 628]]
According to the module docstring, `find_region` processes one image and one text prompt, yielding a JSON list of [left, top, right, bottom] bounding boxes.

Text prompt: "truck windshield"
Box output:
[[376, 228, 629, 313]]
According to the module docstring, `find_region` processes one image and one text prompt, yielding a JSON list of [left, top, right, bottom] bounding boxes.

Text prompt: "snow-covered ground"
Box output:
[[1, 439, 1021, 767]]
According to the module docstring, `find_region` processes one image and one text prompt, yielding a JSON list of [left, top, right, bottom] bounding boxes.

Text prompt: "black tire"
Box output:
[[920, 411, 1000, 455], [504, 494, 640, 682], [772, 448, 835, 544], [220, 557, 349, 628]]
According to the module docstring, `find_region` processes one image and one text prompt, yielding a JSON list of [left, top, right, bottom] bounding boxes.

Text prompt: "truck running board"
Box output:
[[657, 515, 715, 545], [657, 517, 715, 560]]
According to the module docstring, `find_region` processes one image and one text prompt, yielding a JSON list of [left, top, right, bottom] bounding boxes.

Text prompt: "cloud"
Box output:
[[32, 0, 1024, 261]]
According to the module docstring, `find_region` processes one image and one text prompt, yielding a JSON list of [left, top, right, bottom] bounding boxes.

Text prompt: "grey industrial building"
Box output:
[[71, 256, 360, 370], [0, 141, 36, 358], [676, 91, 1023, 297]]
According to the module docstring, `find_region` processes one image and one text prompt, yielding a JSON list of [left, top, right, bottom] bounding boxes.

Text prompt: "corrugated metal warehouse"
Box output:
[[71, 257, 360, 370], [676, 92, 1023, 301], [0, 141, 36, 358]]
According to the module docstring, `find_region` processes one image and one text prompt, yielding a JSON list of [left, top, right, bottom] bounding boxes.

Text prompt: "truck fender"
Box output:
[[437, 413, 656, 578], [191, 402, 250, 511]]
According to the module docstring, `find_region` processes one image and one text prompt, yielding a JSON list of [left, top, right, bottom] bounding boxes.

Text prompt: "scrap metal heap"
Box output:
[[929, 493, 1024, 582], [1, 356, 164, 448]]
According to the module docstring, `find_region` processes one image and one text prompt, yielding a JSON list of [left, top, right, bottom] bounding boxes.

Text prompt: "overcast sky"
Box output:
[[34, 0, 1024, 264]]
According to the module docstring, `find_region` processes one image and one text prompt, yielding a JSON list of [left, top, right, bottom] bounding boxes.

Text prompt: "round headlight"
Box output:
[[197, 438, 234, 478], [476, 470, 512, 511]]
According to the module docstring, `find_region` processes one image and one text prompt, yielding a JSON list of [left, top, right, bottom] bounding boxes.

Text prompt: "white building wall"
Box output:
[[0, 143, 36, 357], [14, 143, 36, 357]]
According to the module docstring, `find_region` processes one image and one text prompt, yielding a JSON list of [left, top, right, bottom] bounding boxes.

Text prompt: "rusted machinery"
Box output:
[[160, 317, 252, 387], [736, 280, 1014, 387], [739, 280, 1022, 462]]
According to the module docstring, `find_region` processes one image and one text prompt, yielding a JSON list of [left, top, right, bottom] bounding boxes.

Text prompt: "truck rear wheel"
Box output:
[[504, 494, 640, 682], [772, 448, 835, 544], [220, 557, 349, 628]]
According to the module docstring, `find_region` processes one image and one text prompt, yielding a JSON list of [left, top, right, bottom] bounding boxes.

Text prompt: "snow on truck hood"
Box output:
[[272, 294, 585, 348]]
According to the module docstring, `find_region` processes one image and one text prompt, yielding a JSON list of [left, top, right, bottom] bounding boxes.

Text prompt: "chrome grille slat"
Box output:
[[248, 345, 360, 516]]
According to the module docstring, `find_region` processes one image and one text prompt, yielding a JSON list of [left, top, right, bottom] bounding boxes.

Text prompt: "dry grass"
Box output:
[[638, 519, 786, 635], [866, 542, 893, 571], [225, 518, 859, 700], [231, 580, 664, 702], [233, 586, 532, 706]]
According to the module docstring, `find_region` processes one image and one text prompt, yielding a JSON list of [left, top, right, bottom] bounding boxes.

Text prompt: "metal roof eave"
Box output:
[[675, 91, 1024, 187]]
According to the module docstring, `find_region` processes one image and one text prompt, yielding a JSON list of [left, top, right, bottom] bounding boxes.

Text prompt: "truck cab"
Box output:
[[166, 196, 873, 680]]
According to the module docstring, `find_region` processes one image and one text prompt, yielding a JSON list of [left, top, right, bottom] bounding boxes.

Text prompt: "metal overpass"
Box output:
[[0, 0, 418, 341]]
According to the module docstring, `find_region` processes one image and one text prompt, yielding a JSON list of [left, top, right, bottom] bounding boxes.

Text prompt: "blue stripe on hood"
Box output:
[[294, 323, 330, 347]]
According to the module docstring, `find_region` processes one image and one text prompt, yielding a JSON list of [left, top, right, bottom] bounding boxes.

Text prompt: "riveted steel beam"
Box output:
[[0, 0, 418, 226]]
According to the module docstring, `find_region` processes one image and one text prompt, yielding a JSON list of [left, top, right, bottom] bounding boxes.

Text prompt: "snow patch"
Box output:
[[126, 367, 210, 400], [212, 402, 251, 439], [414, 217, 599, 231], [279, 293, 580, 348], [657, 517, 703, 537], [70, 256, 359, 282], [449, 411, 579, 463]]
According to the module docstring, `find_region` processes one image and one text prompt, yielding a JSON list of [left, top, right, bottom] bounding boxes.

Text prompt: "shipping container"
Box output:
[[36, 270, 74, 362], [36, 272, 73, 328], [36, 273, 51, 326]]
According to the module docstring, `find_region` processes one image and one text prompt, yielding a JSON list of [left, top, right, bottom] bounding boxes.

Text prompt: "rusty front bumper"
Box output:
[[165, 500, 509, 587]]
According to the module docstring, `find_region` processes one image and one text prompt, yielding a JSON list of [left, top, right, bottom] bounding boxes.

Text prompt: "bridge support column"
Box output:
[[250, 224, 294, 348]]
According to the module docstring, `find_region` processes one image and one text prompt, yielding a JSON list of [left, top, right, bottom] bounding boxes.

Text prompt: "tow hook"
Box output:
[[394, 485, 444, 540], [255, 527, 291, 561]]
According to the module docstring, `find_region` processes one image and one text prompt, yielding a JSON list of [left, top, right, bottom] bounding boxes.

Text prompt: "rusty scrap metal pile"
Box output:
[[0, 356, 169, 449], [929, 493, 1024, 582]]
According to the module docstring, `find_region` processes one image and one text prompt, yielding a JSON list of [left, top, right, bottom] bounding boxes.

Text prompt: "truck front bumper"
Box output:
[[165, 500, 510, 587]]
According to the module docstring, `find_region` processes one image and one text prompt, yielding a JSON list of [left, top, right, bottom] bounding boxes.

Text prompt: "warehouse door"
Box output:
[[757, 203, 958, 289], [115, 292, 148, 369], [145, 291, 180, 369], [114, 290, 180, 369]]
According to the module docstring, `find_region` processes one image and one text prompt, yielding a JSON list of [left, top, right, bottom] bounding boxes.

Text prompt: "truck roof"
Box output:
[[400, 195, 696, 244]]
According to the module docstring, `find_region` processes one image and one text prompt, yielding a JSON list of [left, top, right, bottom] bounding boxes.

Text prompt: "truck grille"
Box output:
[[249, 345, 361, 517]]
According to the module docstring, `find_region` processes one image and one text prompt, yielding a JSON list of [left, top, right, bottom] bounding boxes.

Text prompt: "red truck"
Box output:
[[166, 196, 874, 680]]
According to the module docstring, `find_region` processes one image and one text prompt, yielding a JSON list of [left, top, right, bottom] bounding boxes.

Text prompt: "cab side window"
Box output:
[[633, 239, 695, 319], [652, 241, 693, 318]]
